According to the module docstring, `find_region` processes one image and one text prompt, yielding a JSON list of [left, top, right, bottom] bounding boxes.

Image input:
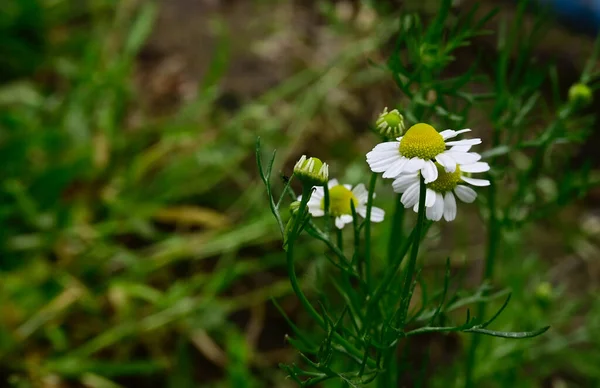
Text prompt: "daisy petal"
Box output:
[[454, 185, 477, 203], [404, 157, 426, 173], [335, 215, 353, 229], [461, 176, 490, 186], [440, 128, 471, 140], [450, 145, 472, 153], [445, 138, 482, 146], [401, 182, 420, 208], [436, 152, 457, 172], [421, 160, 438, 183], [382, 156, 410, 178], [352, 184, 368, 204], [445, 151, 481, 165], [392, 173, 419, 193], [443, 192, 457, 221], [432, 192, 444, 221], [369, 207, 385, 222], [328, 179, 339, 188], [425, 188, 437, 207], [460, 162, 490, 173]]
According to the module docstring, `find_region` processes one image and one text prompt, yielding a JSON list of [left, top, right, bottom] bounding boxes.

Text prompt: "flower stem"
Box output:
[[397, 175, 426, 328], [286, 184, 376, 368], [387, 194, 405, 264], [364, 172, 378, 292], [465, 178, 499, 388]]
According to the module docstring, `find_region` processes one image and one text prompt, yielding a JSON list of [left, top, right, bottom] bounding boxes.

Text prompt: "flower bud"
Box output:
[[375, 107, 405, 138], [289, 201, 301, 215], [293, 155, 329, 187], [568, 83, 593, 107], [534, 281, 553, 307]]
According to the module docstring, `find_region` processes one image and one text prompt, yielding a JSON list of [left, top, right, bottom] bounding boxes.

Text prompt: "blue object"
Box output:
[[537, 0, 600, 34]]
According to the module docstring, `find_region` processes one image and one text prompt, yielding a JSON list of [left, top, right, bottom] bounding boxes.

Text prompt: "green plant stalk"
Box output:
[[465, 178, 498, 388], [363, 173, 378, 291], [286, 184, 376, 368], [397, 175, 427, 328], [378, 176, 426, 387], [387, 194, 405, 264]]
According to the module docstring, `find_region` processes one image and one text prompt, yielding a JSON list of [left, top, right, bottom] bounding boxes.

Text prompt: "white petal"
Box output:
[[328, 179, 339, 188], [352, 184, 368, 204], [445, 138, 482, 146], [421, 160, 438, 183], [369, 207, 385, 222], [425, 188, 436, 207], [454, 185, 477, 203], [335, 217, 346, 229], [460, 162, 490, 173], [308, 206, 325, 217], [340, 214, 353, 223], [436, 152, 456, 172], [343, 184, 352, 190], [403, 157, 426, 173], [392, 173, 419, 193], [366, 142, 401, 172], [299, 187, 324, 202], [370, 141, 400, 153], [443, 192, 457, 221], [461, 176, 490, 186], [450, 145, 472, 153], [440, 128, 471, 140], [444, 151, 481, 165], [432, 192, 444, 221], [382, 156, 410, 178], [401, 182, 420, 208]]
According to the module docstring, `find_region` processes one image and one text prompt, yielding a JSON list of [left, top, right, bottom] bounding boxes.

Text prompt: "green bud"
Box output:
[[534, 281, 553, 306], [289, 201, 301, 216], [293, 155, 329, 187], [568, 83, 593, 107], [375, 107, 405, 138]]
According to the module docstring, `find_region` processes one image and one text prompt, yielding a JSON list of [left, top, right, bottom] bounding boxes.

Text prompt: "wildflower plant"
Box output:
[[257, 0, 600, 386]]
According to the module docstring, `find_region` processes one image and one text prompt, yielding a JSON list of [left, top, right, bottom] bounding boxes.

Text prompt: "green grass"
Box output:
[[1, 0, 600, 387]]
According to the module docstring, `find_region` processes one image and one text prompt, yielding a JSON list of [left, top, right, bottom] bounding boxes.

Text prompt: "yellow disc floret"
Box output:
[[428, 163, 462, 193], [398, 123, 445, 160], [321, 185, 358, 217]]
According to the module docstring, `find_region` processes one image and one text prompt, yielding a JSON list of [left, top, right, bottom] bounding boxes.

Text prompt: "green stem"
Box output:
[[465, 178, 498, 388], [286, 184, 376, 368], [336, 228, 343, 251], [363, 173, 378, 292], [387, 194, 405, 264], [397, 175, 426, 328], [324, 183, 331, 235]]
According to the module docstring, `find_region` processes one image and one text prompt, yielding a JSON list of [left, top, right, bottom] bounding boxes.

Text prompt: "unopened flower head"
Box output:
[[568, 82, 593, 107], [294, 155, 329, 186], [375, 107, 405, 138], [392, 156, 490, 222], [367, 123, 482, 183], [298, 179, 385, 229]]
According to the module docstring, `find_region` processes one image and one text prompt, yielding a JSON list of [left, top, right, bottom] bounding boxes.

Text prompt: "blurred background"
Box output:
[[2, 0, 600, 387]]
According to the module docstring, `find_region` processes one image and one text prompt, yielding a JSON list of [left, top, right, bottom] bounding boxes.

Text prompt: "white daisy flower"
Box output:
[[366, 123, 482, 183], [391, 160, 490, 221], [298, 179, 385, 229]]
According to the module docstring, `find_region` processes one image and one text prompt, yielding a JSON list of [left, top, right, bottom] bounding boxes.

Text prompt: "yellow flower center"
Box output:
[[427, 163, 462, 193], [399, 123, 446, 160], [321, 185, 358, 217]]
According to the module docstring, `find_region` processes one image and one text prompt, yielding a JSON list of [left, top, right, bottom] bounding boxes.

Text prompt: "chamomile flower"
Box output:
[[298, 179, 385, 229], [391, 159, 490, 221], [366, 123, 482, 183]]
